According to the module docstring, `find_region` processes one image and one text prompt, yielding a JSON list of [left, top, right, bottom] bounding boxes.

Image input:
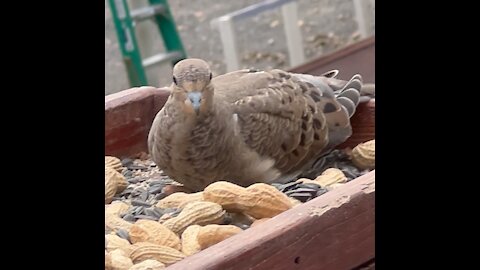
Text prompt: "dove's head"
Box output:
[[172, 58, 213, 115]]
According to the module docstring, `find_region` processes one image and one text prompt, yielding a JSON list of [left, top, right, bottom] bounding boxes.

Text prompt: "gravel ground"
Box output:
[[105, 0, 375, 95]]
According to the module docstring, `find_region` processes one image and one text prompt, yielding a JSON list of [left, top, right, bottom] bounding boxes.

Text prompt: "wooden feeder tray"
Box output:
[[105, 36, 375, 270]]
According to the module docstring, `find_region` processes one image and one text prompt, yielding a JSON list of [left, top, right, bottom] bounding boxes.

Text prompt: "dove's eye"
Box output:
[[173, 76, 177, 85]]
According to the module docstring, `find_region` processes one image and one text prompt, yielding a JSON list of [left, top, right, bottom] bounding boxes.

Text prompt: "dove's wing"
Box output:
[[212, 68, 362, 178]]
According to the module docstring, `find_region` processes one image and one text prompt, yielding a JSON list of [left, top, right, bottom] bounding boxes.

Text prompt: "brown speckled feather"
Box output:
[[148, 59, 368, 191]]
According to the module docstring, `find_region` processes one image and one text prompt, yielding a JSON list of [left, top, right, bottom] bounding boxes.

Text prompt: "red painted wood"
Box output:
[[166, 172, 375, 270], [105, 86, 170, 157], [289, 36, 375, 83]]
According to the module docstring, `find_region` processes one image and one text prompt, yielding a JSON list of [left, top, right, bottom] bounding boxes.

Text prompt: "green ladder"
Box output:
[[108, 0, 186, 87]]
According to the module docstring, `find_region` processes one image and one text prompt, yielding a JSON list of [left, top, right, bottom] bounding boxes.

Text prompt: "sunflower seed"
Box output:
[[151, 210, 163, 219], [122, 214, 135, 222], [128, 165, 147, 171], [131, 199, 151, 207], [131, 189, 144, 197], [236, 224, 250, 230], [172, 210, 181, 217], [288, 192, 313, 202], [116, 229, 130, 242], [148, 185, 163, 194], [342, 164, 359, 173], [163, 208, 181, 217], [149, 179, 165, 186], [155, 193, 167, 201], [126, 206, 138, 215], [163, 208, 178, 214], [222, 213, 233, 225], [312, 157, 326, 171], [147, 192, 157, 200], [280, 182, 299, 192], [162, 177, 175, 184], [121, 158, 134, 166], [153, 207, 164, 217], [343, 171, 357, 180], [285, 188, 317, 196], [298, 183, 322, 190], [144, 208, 159, 218], [360, 169, 370, 175], [121, 187, 133, 195], [134, 215, 158, 221], [129, 206, 141, 214], [270, 183, 283, 190], [316, 189, 328, 197], [139, 191, 150, 202], [127, 178, 141, 184]]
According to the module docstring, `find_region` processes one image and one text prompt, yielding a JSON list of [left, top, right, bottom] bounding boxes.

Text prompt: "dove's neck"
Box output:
[[170, 98, 240, 165], [190, 97, 232, 133], [170, 92, 234, 145]]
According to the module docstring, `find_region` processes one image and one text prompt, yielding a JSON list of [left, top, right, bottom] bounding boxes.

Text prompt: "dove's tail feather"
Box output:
[[334, 74, 362, 117], [320, 70, 339, 78], [289, 71, 363, 119], [320, 69, 374, 103], [288, 71, 361, 153], [358, 83, 375, 103]]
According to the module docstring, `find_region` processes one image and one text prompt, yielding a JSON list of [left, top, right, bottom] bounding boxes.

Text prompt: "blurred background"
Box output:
[[105, 0, 375, 95]]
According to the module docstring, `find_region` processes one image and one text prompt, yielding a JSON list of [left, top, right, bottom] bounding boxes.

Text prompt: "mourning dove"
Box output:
[[148, 58, 373, 191]]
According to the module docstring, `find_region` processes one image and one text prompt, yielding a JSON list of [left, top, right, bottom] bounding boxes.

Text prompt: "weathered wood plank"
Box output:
[[166, 171, 375, 270]]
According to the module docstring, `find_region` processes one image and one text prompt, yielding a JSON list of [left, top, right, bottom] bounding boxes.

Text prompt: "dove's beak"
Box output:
[[187, 91, 202, 114]]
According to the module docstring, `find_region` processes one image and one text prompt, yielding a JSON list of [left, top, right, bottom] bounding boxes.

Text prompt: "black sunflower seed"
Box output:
[[122, 214, 135, 222], [131, 200, 151, 207], [116, 229, 130, 242], [235, 224, 250, 230], [143, 208, 160, 218], [280, 182, 299, 192], [316, 189, 328, 197], [153, 207, 164, 217], [134, 215, 158, 221], [140, 191, 150, 202], [155, 193, 167, 201], [149, 180, 165, 186], [127, 165, 147, 171], [270, 183, 284, 190], [121, 158, 134, 167], [148, 185, 163, 194], [131, 189, 144, 197], [127, 178, 141, 184], [121, 187, 133, 196], [123, 171, 133, 178], [163, 208, 181, 217], [297, 183, 322, 190], [284, 188, 318, 196], [289, 192, 313, 202], [131, 206, 145, 215]]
